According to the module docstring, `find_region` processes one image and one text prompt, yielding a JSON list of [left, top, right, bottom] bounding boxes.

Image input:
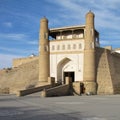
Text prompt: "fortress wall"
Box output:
[[96, 48, 114, 94], [107, 52, 120, 94], [0, 59, 39, 94], [13, 56, 38, 67]]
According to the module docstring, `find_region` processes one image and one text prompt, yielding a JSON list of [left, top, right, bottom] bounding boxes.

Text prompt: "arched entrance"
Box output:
[[57, 57, 76, 84]]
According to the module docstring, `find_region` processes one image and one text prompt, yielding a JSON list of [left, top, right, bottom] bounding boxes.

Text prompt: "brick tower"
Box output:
[[83, 11, 97, 94], [39, 17, 50, 83]]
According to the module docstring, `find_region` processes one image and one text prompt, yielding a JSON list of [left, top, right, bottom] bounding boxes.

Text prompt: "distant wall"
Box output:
[[0, 59, 39, 94], [13, 56, 38, 67]]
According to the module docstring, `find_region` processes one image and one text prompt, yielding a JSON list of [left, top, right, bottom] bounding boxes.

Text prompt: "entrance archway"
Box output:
[[57, 58, 71, 83], [57, 57, 76, 84]]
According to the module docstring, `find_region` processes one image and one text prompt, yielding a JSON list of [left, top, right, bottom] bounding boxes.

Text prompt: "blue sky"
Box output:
[[0, 0, 120, 69]]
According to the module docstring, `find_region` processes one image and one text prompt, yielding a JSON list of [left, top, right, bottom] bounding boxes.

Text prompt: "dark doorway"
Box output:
[[64, 72, 74, 83], [80, 83, 85, 94]]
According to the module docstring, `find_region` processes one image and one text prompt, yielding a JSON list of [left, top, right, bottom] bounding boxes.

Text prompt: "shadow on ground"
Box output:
[[0, 107, 81, 120]]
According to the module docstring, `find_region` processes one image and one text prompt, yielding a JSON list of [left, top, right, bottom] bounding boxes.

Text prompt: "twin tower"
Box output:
[[39, 11, 97, 94]]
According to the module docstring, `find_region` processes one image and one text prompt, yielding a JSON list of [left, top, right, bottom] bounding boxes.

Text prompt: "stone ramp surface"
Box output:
[[0, 94, 120, 120]]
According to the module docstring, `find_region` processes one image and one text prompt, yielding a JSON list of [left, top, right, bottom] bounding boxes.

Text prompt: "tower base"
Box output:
[[83, 81, 97, 95]]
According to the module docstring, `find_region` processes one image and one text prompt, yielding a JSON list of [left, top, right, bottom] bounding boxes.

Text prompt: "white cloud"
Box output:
[[0, 46, 38, 56], [0, 33, 38, 46], [27, 40, 38, 45], [2, 9, 39, 25], [0, 46, 21, 53], [0, 33, 28, 41], [0, 54, 22, 69], [3, 22, 12, 28]]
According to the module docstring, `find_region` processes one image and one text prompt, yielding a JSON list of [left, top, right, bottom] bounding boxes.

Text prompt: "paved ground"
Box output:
[[0, 93, 120, 120]]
